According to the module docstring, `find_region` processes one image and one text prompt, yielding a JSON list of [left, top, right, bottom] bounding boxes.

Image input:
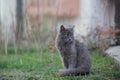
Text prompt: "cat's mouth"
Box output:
[[64, 41, 73, 44]]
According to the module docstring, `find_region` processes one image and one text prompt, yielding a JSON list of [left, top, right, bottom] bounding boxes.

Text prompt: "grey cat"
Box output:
[[55, 25, 91, 76]]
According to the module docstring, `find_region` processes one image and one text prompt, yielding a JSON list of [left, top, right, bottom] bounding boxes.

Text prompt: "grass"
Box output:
[[0, 47, 120, 80]]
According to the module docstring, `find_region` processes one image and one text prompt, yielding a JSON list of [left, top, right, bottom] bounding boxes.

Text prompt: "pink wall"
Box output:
[[26, 0, 79, 17]]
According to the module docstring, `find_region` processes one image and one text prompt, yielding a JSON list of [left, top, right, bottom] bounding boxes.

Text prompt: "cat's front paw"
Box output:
[[59, 69, 65, 73], [59, 69, 65, 74], [58, 69, 68, 76]]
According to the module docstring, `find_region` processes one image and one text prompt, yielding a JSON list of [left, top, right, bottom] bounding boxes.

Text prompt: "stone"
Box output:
[[105, 46, 120, 68]]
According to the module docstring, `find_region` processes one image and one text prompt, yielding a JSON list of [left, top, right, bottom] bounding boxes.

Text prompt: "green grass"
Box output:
[[0, 47, 120, 80]]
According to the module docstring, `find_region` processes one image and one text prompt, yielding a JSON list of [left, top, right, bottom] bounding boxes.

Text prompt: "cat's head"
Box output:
[[59, 25, 74, 44]]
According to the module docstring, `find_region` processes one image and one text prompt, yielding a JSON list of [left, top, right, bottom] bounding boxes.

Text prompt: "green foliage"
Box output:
[[0, 48, 120, 80]]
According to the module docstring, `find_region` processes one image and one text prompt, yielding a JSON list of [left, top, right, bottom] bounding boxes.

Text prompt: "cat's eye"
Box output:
[[65, 35, 68, 37], [67, 34, 70, 37]]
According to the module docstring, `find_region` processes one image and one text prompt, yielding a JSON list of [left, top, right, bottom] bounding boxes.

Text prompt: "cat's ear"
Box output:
[[60, 25, 65, 32], [71, 25, 75, 31], [72, 25, 75, 29]]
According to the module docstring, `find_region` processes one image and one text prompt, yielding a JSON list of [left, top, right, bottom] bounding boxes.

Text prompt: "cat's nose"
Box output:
[[69, 38, 72, 42]]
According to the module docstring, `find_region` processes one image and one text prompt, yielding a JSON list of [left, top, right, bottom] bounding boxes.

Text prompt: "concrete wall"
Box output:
[[73, 0, 115, 37], [0, 0, 115, 45], [90, 0, 115, 29], [73, 0, 91, 37], [0, 0, 16, 42]]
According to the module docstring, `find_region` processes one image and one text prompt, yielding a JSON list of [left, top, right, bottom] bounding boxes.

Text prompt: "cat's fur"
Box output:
[[55, 25, 91, 76]]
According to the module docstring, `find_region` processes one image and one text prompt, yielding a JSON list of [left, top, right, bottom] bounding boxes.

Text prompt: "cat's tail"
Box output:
[[59, 67, 90, 76]]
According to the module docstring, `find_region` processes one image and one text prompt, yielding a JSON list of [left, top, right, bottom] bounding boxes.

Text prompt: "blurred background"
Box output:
[[0, 0, 120, 54], [0, 0, 120, 80]]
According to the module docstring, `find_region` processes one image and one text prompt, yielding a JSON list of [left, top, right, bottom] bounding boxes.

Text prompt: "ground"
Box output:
[[0, 47, 120, 80]]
